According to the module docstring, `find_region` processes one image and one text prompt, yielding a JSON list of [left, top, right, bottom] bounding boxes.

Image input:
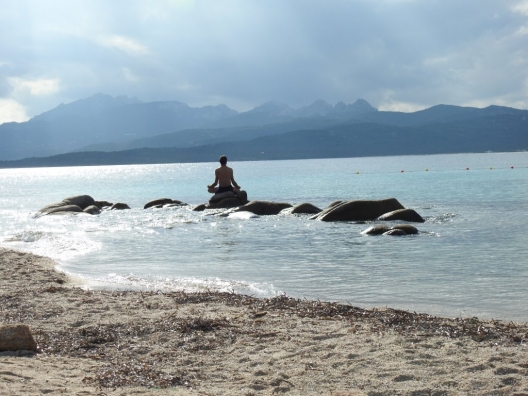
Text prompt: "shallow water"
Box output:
[[1, 152, 528, 321]]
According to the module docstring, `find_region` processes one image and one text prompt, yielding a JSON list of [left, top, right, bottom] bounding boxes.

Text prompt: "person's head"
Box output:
[[219, 155, 228, 165]]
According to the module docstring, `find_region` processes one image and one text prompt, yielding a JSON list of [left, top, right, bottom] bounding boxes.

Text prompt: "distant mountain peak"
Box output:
[[31, 93, 143, 122], [293, 100, 333, 117], [250, 101, 294, 116]]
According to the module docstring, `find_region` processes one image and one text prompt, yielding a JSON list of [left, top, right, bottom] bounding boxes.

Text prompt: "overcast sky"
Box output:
[[1, 0, 527, 124]]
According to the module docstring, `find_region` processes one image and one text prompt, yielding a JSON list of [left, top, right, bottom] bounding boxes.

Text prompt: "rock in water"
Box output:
[[377, 209, 425, 223], [284, 203, 322, 215], [110, 203, 131, 210], [391, 224, 419, 234], [312, 198, 405, 222], [61, 195, 96, 210], [382, 229, 407, 236], [361, 225, 390, 235], [236, 201, 292, 215], [83, 205, 101, 215]]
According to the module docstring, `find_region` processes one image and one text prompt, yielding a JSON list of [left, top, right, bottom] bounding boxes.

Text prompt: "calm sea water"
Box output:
[[1, 153, 528, 322]]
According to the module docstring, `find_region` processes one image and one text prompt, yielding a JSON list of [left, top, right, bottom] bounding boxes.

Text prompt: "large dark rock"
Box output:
[[209, 191, 236, 204], [196, 190, 249, 210], [377, 208, 425, 223], [62, 195, 96, 210], [209, 198, 243, 209], [311, 198, 405, 222], [0, 324, 37, 352], [38, 195, 97, 215], [235, 201, 292, 216]]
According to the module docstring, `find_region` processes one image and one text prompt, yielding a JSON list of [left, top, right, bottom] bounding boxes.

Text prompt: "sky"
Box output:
[[1, 0, 528, 124]]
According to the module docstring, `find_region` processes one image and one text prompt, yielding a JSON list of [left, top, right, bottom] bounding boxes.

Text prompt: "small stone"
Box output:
[[0, 324, 37, 352]]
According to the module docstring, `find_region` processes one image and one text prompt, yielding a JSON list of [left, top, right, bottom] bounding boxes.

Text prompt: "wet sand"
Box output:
[[1, 247, 528, 395]]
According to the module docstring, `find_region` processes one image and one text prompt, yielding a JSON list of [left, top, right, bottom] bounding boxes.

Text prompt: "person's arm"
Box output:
[[208, 170, 219, 188], [230, 170, 240, 189]]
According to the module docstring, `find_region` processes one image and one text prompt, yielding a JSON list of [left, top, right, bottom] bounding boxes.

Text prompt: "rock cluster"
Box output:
[[35, 195, 425, 236], [37, 195, 114, 216], [36, 195, 188, 216]]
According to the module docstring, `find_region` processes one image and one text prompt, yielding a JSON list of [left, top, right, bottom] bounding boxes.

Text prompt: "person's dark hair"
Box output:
[[219, 155, 228, 165]]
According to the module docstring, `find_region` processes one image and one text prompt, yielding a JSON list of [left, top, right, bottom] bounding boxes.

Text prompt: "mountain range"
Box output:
[[0, 93, 526, 168]]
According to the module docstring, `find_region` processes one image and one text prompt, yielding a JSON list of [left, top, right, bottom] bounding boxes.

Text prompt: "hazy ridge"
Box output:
[[0, 94, 526, 168]]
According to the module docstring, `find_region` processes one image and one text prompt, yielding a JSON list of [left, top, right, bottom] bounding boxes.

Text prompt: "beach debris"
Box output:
[[0, 324, 38, 352]]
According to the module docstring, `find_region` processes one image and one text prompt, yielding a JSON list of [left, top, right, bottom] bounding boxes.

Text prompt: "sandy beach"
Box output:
[[1, 247, 528, 395]]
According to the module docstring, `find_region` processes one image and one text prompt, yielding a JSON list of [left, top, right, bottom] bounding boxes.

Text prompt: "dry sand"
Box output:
[[1, 247, 528, 395]]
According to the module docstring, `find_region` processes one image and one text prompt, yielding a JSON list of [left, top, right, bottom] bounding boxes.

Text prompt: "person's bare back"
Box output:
[[208, 155, 240, 194]]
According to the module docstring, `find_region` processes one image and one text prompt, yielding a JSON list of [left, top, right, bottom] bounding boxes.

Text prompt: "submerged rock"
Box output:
[[362, 224, 419, 236], [109, 203, 130, 210], [377, 208, 425, 223], [144, 198, 187, 209], [382, 229, 407, 236], [361, 225, 390, 235], [83, 205, 101, 215], [391, 224, 419, 234], [235, 200, 292, 216], [282, 203, 322, 215]]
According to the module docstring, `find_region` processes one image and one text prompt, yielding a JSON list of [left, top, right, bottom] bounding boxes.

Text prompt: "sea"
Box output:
[[1, 152, 527, 322]]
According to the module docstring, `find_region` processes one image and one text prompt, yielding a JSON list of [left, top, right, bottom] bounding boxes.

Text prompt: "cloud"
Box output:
[[0, 98, 29, 124], [8, 78, 61, 96], [512, 0, 528, 15], [1, 0, 528, 121], [97, 35, 150, 56]]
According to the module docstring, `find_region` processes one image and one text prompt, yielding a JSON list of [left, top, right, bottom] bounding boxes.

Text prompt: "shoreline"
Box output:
[[1, 248, 528, 395]]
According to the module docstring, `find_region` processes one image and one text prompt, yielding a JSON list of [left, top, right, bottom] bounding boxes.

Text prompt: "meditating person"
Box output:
[[207, 155, 241, 194]]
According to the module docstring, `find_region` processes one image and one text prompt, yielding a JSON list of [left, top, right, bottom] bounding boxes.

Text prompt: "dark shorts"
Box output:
[[216, 185, 234, 194]]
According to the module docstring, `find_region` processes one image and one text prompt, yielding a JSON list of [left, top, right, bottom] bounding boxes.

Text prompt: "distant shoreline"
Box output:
[[1, 149, 527, 170]]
